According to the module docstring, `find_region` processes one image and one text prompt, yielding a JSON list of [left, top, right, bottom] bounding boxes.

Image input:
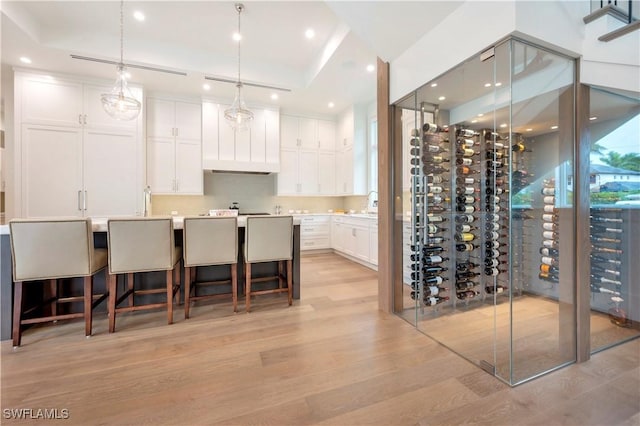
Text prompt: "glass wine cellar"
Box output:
[[393, 38, 640, 386]]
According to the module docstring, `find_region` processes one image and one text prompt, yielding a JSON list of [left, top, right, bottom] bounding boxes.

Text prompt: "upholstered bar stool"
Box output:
[[183, 216, 238, 318], [107, 217, 182, 332], [9, 218, 109, 347], [244, 216, 293, 312]]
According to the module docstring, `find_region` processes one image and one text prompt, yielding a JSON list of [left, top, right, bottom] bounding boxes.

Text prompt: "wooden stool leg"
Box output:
[[48, 279, 57, 318], [12, 281, 24, 347], [184, 266, 192, 319], [287, 260, 293, 306], [245, 263, 251, 312], [174, 260, 181, 305], [167, 269, 174, 325], [84, 276, 92, 337], [278, 261, 284, 289], [127, 273, 134, 307], [231, 264, 238, 313], [108, 273, 117, 333]]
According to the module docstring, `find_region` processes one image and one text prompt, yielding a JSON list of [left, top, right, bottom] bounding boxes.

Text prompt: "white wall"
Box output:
[[1, 65, 14, 221]]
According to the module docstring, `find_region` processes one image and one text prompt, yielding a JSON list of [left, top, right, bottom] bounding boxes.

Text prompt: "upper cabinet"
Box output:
[[15, 71, 144, 218], [336, 105, 367, 195], [147, 98, 203, 195], [202, 101, 280, 173], [276, 114, 337, 196]]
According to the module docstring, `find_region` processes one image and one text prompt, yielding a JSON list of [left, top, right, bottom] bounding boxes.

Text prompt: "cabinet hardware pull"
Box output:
[[175, 128, 179, 137], [83, 190, 87, 211], [77, 190, 82, 211], [78, 114, 82, 125]]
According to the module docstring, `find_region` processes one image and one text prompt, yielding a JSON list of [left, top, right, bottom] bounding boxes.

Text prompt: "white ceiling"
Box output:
[[3, 1, 462, 117]]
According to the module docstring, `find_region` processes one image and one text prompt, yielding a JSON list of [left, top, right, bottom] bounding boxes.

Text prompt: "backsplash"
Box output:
[[152, 173, 346, 215]]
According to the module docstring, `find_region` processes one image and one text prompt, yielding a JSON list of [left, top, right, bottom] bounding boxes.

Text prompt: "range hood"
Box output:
[[202, 158, 279, 174]]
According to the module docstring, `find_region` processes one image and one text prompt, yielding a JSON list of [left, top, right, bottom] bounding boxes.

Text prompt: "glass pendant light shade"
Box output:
[[224, 3, 253, 131], [101, 65, 141, 121], [224, 83, 254, 131]]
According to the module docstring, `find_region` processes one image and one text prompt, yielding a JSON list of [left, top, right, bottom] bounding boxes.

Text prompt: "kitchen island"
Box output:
[[0, 216, 301, 341]]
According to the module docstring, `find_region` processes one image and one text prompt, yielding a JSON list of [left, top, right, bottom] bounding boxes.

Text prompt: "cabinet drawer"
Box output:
[[301, 224, 330, 236], [301, 215, 331, 224], [301, 237, 331, 250]]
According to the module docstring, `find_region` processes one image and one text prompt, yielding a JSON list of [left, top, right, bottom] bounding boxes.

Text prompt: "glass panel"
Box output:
[[588, 86, 640, 352], [506, 39, 576, 385]]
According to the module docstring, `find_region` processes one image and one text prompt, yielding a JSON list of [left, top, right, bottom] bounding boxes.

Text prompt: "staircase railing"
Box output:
[[592, 1, 638, 24]]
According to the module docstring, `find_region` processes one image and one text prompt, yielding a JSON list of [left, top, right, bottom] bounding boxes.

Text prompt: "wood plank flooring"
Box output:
[[1, 253, 638, 425]]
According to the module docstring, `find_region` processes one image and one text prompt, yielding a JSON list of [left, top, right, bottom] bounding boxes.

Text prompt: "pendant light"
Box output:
[[101, 0, 141, 121], [224, 3, 254, 131]]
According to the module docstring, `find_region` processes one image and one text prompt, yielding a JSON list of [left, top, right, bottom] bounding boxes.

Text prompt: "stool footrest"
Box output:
[[114, 302, 169, 314], [22, 312, 84, 325], [249, 288, 289, 296]]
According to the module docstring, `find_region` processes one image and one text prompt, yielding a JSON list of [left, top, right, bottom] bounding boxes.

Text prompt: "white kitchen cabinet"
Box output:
[[318, 151, 336, 195], [317, 119, 336, 151], [147, 98, 202, 195], [353, 223, 370, 262], [331, 215, 377, 268], [331, 217, 344, 252], [281, 115, 318, 149], [298, 150, 319, 195], [370, 220, 378, 266], [335, 106, 367, 195], [202, 101, 279, 173], [298, 215, 331, 251], [278, 149, 319, 195], [16, 71, 143, 218]]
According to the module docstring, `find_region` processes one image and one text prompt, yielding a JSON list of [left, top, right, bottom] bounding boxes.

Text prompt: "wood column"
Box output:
[[377, 58, 392, 313]]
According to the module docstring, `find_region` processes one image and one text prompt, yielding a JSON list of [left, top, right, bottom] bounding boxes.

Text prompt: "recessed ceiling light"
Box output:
[[124, 72, 132, 79], [203, 84, 211, 91], [477, 113, 484, 117], [133, 11, 145, 21], [366, 64, 375, 73], [271, 93, 278, 100], [484, 83, 492, 88], [471, 120, 478, 123], [19, 56, 32, 64], [495, 82, 502, 87], [431, 83, 438, 88], [500, 123, 508, 128], [305, 28, 315, 39], [551, 125, 558, 130], [589, 116, 598, 121], [232, 32, 242, 41], [526, 128, 533, 132], [438, 96, 446, 101], [328, 102, 335, 108]]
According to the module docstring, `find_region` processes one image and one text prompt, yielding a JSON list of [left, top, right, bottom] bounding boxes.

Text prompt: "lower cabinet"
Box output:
[[298, 215, 331, 251], [330, 215, 377, 269]]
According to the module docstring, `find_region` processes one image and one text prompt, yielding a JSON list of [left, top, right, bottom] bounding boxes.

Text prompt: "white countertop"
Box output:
[[1, 215, 303, 235]]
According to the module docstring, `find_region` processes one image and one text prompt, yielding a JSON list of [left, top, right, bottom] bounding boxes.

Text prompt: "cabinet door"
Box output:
[[83, 128, 138, 216], [147, 138, 176, 194], [335, 149, 346, 195], [265, 109, 280, 167], [218, 107, 236, 161], [22, 124, 83, 217], [354, 225, 370, 262], [175, 140, 203, 194], [317, 119, 336, 151], [298, 117, 318, 149], [147, 99, 175, 138], [21, 76, 83, 127], [83, 83, 138, 131], [318, 151, 335, 195], [250, 109, 266, 163], [235, 128, 251, 162], [202, 101, 219, 161], [370, 223, 378, 266], [343, 146, 354, 195], [277, 148, 298, 195], [175, 101, 201, 141], [332, 221, 344, 252], [342, 225, 355, 256], [298, 150, 319, 195], [280, 115, 299, 149]]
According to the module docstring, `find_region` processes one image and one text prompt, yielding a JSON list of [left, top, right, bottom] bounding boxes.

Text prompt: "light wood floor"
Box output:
[[1, 253, 639, 425]]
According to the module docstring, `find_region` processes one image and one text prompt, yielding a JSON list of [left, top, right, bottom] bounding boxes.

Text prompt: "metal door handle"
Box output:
[[78, 190, 82, 210]]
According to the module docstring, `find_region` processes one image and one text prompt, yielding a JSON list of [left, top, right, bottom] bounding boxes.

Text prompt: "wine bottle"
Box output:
[[512, 142, 532, 153], [486, 204, 502, 213], [486, 141, 505, 150], [456, 148, 477, 157], [425, 236, 448, 245], [455, 280, 478, 290], [540, 264, 559, 274], [485, 284, 507, 294], [541, 187, 555, 196], [422, 166, 450, 175], [410, 167, 421, 175], [426, 194, 448, 204], [456, 243, 478, 252], [542, 239, 558, 249], [423, 295, 449, 306], [591, 246, 623, 255], [538, 271, 559, 283], [541, 256, 558, 266], [591, 236, 621, 244], [456, 128, 478, 137], [456, 204, 476, 214], [426, 214, 448, 223], [485, 240, 500, 249], [486, 160, 504, 168], [485, 258, 506, 268], [591, 264, 620, 277], [424, 284, 448, 296], [425, 144, 447, 153], [542, 230, 559, 240], [429, 186, 446, 194], [424, 255, 449, 265], [543, 196, 555, 205], [455, 186, 479, 196], [485, 169, 505, 177], [425, 175, 449, 184], [409, 147, 421, 157], [485, 177, 506, 186], [455, 224, 477, 233], [428, 205, 448, 213], [513, 170, 533, 179], [429, 155, 450, 164], [485, 187, 507, 195], [424, 275, 448, 286], [423, 122, 448, 133], [454, 232, 476, 242], [456, 176, 476, 185], [590, 283, 620, 296], [427, 224, 447, 234], [456, 290, 480, 300], [485, 195, 501, 204], [542, 222, 558, 231], [455, 214, 476, 224], [486, 213, 501, 222], [485, 267, 506, 276], [591, 275, 622, 286], [484, 222, 507, 232], [542, 213, 558, 222], [424, 265, 448, 275], [543, 205, 558, 214], [484, 231, 506, 240], [457, 166, 480, 175], [422, 245, 447, 254], [457, 138, 475, 147], [410, 137, 422, 146], [590, 225, 623, 234], [456, 157, 476, 166], [486, 151, 505, 160], [456, 261, 479, 271], [485, 248, 506, 258], [456, 195, 477, 204], [539, 247, 559, 257], [456, 270, 481, 279], [590, 216, 623, 223]]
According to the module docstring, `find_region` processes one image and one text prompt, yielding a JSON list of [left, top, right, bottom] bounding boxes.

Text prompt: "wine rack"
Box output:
[[539, 178, 559, 284], [589, 208, 629, 327]]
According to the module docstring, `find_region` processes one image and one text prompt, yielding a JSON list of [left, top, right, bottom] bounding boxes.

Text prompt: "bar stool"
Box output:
[[244, 216, 293, 312], [107, 217, 182, 332], [9, 218, 108, 347], [183, 216, 238, 318]]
